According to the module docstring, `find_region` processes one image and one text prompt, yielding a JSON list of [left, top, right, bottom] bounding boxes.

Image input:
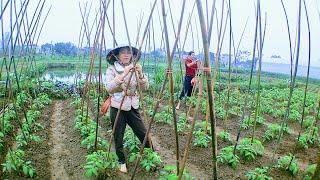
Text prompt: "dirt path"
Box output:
[[48, 100, 87, 180], [49, 101, 71, 179]]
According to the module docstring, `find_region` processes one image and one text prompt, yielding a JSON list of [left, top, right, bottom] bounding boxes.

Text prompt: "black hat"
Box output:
[[106, 45, 141, 65]]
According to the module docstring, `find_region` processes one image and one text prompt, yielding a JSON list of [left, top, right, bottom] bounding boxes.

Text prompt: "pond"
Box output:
[[41, 66, 163, 85], [42, 68, 107, 85]]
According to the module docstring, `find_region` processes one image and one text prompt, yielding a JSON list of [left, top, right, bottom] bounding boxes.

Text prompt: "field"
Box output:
[[2, 0, 320, 179], [0, 56, 319, 179]]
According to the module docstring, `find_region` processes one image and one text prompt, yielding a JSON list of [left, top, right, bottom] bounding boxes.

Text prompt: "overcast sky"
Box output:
[[3, 0, 320, 67]]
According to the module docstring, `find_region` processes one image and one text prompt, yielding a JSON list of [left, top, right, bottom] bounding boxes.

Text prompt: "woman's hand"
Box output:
[[123, 64, 134, 75], [135, 64, 144, 78], [115, 64, 134, 84]]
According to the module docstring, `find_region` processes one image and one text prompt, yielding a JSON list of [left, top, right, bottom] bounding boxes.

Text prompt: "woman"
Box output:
[[105, 45, 151, 173]]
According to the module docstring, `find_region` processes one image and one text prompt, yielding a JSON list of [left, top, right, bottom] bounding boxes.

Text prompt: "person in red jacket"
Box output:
[[176, 51, 200, 110]]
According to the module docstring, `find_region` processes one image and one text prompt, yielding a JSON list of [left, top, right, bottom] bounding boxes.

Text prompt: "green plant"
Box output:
[[71, 97, 82, 108], [297, 127, 319, 149], [241, 117, 253, 130], [26, 110, 41, 124], [124, 129, 140, 152], [186, 96, 197, 108], [263, 123, 291, 141], [84, 150, 118, 177], [81, 133, 109, 150], [215, 105, 226, 119], [147, 107, 154, 117], [245, 167, 272, 180], [129, 148, 162, 172], [31, 93, 52, 110], [2, 149, 35, 177], [238, 138, 264, 161], [304, 164, 316, 180], [177, 113, 187, 132], [16, 91, 32, 110], [276, 153, 299, 176], [217, 146, 239, 169], [155, 111, 172, 124], [229, 105, 242, 116], [74, 114, 96, 137], [0, 132, 4, 151], [218, 131, 232, 142], [16, 133, 41, 147], [288, 109, 301, 122], [246, 113, 265, 126], [159, 165, 194, 180], [2, 108, 15, 134], [193, 129, 211, 148], [255, 115, 265, 124], [302, 116, 315, 129]]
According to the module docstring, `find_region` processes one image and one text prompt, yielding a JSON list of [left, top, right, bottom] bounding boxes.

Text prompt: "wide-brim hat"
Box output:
[[106, 45, 141, 65]]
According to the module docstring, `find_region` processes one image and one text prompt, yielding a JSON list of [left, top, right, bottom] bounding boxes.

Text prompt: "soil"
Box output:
[[48, 100, 87, 180]]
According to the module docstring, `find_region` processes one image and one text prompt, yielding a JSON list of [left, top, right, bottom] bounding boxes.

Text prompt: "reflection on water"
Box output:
[[42, 69, 108, 85]]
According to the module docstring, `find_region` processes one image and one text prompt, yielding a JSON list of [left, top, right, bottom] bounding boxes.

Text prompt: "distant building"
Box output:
[[234, 50, 257, 69], [271, 54, 281, 58]]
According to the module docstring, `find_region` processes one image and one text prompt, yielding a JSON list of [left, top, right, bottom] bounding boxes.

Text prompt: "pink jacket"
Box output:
[[105, 65, 148, 111]]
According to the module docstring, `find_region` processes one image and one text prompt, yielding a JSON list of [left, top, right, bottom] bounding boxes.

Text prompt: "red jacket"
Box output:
[[185, 56, 198, 78]]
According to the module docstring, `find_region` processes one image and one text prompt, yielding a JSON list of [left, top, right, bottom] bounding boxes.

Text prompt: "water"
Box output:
[[261, 62, 320, 80], [42, 69, 109, 84]]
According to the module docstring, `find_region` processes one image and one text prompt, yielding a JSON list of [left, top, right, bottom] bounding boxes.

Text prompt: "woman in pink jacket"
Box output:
[[105, 45, 150, 173]]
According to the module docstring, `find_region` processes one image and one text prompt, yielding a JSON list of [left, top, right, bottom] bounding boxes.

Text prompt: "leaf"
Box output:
[[23, 165, 28, 176], [163, 165, 175, 171], [29, 168, 35, 177]]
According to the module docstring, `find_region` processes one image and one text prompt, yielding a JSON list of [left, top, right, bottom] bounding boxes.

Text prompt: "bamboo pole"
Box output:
[[208, 0, 216, 45], [233, 0, 259, 154], [296, 0, 311, 143], [195, 0, 217, 178], [178, 73, 204, 180], [224, 0, 232, 131], [287, 0, 311, 169], [163, 0, 186, 175], [94, 0, 107, 151], [272, 0, 302, 163], [280, 0, 294, 83], [135, 12, 144, 47], [112, 0, 115, 47], [0, 0, 10, 20], [251, 1, 266, 141]]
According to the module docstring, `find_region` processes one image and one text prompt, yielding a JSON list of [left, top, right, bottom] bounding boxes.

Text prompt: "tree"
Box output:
[[53, 42, 78, 56], [41, 43, 53, 55]]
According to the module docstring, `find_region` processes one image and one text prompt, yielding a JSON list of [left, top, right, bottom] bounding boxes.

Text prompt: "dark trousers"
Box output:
[[110, 107, 150, 164], [179, 75, 193, 100]]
